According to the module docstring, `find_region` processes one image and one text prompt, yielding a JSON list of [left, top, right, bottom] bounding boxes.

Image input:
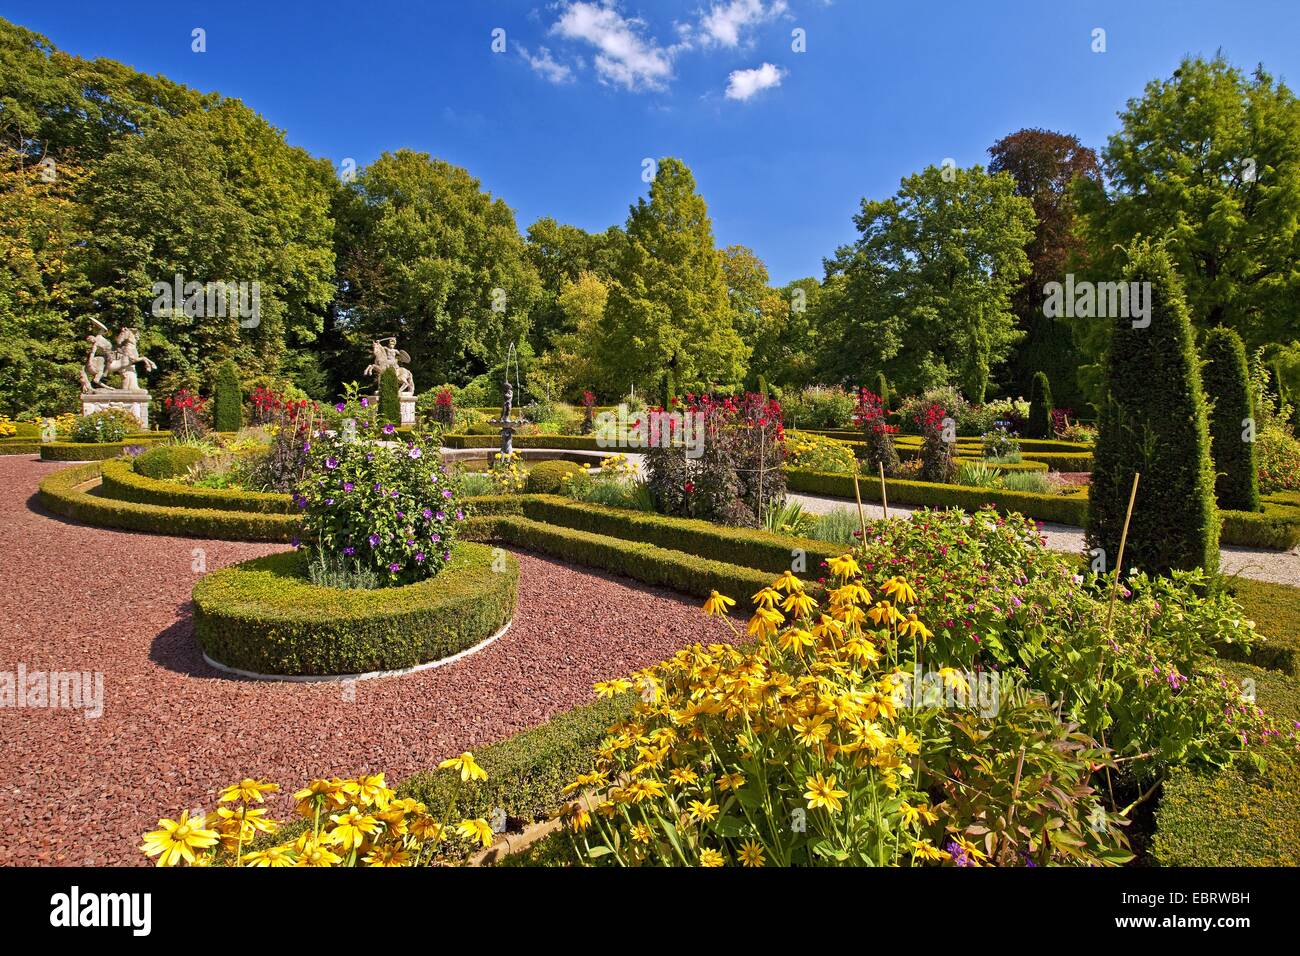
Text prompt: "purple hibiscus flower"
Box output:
[[343, 546, 355, 556], [421, 508, 433, 520], [415, 552, 426, 563], [343, 481, 354, 492], [368, 534, 380, 548], [409, 446, 422, 459], [388, 562, 401, 572], [383, 423, 396, 435]]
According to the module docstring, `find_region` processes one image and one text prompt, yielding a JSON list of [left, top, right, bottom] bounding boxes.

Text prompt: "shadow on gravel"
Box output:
[[147, 606, 247, 681]]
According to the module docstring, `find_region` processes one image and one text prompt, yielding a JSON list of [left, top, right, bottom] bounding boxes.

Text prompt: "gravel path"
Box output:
[[0, 456, 731, 866], [788, 491, 1300, 586]]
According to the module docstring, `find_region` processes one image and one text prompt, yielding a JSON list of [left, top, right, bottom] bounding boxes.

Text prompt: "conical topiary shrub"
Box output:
[[1028, 371, 1052, 439], [212, 360, 243, 433], [1086, 241, 1219, 576], [1201, 326, 1260, 512], [379, 368, 401, 426]]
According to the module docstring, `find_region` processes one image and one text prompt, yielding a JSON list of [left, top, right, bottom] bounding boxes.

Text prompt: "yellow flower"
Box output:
[[804, 773, 848, 813], [826, 553, 861, 580], [240, 845, 296, 867], [702, 591, 736, 617], [625, 778, 668, 802], [687, 799, 719, 823], [457, 818, 495, 848], [882, 576, 918, 606], [793, 715, 831, 747], [866, 602, 904, 627], [751, 586, 781, 609], [352, 773, 394, 809], [594, 678, 633, 698], [218, 778, 280, 804], [293, 778, 350, 816], [325, 811, 381, 850], [363, 845, 411, 867], [779, 628, 816, 656], [438, 752, 488, 782], [738, 839, 766, 867], [698, 847, 725, 867], [630, 822, 653, 844], [782, 590, 818, 618], [216, 805, 278, 838], [669, 766, 699, 786], [292, 834, 342, 867], [771, 570, 803, 594], [938, 668, 969, 692], [139, 810, 220, 867], [747, 606, 784, 638], [912, 839, 949, 862], [717, 772, 746, 792], [563, 803, 593, 832], [899, 614, 933, 642]]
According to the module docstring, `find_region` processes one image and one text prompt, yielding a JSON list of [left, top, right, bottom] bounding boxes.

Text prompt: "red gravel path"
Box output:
[[0, 456, 732, 866]]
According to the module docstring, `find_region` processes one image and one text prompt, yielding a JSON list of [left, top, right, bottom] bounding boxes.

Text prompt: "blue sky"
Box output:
[[8, 1, 1300, 284]]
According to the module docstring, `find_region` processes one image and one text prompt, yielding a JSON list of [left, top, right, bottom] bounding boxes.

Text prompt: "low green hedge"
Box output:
[[444, 434, 608, 451], [1152, 659, 1300, 866], [518, 495, 844, 575], [785, 467, 1092, 526], [0, 439, 41, 456], [193, 544, 517, 676], [1020, 452, 1093, 472], [99, 459, 295, 514], [464, 514, 774, 606], [39, 437, 164, 461], [525, 460, 585, 494], [132, 444, 206, 479], [785, 468, 1300, 548], [38, 463, 298, 542], [400, 693, 633, 825], [1220, 577, 1300, 675]]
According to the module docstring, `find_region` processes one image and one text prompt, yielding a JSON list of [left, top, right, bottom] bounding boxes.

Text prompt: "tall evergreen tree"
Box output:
[[211, 360, 242, 432], [1201, 326, 1260, 511], [1028, 371, 1053, 439], [1087, 241, 1219, 575]]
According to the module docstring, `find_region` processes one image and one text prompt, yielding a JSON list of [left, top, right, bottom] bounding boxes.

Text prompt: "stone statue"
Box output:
[[79, 319, 156, 392], [500, 380, 513, 422], [365, 337, 415, 396]]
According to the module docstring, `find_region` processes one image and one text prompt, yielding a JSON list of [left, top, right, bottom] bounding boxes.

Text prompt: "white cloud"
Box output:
[[724, 61, 785, 100], [551, 2, 675, 92], [519, 45, 575, 84], [697, 0, 787, 49]]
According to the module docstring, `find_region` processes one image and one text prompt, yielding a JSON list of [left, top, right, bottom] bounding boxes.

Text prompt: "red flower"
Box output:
[[684, 481, 695, 494]]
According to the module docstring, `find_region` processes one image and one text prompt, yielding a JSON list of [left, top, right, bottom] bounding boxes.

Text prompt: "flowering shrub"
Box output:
[[917, 402, 956, 483], [645, 393, 786, 527], [165, 389, 209, 440], [785, 431, 857, 474], [71, 408, 138, 443], [981, 425, 1020, 461], [140, 757, 494, 867], [0, 415, 15, 437], [561, 454, 651, 509], [297, 406, 462, 587], [854, 388, 899, 476], [562, 563, 1130, 867], [581, 390, 597, 435], [248, 385, 308, 426], [782, 385, 857, 429], [1257, 424, 1300, 494], [431, 387, 456, 427], [488, 451, 529, 493]]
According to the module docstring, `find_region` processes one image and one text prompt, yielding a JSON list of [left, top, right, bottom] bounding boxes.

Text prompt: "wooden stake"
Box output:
[[878, 461, 889, 521], [1106, 472, 1141, 633], [852, 471, 868, 542]]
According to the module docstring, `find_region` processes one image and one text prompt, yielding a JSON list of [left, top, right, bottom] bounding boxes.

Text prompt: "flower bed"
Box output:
[[443, 434, 607, 451], [193, 544, 517, 677], [98, 458, 296, 514]]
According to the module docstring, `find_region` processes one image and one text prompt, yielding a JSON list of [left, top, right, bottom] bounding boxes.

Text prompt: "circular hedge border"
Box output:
[[193, 543, 518, 677], [39, 436, 165, 461]]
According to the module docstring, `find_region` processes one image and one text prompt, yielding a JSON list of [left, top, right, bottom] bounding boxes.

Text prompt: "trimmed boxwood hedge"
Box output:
[[131, 444, 206, 479], [99, 458, 295, 514], [39, 437, 165, 460], [444, 434, 608, 451], [400, 693, 634, 825], [193, 544, 517, 676], [1219, 577, 1300, 675], [525, 459, 585, 494], [0, 439, 42, 456], [38, 463, 298, 541], [464, 514, 775, 606], [518, 495, 844, 575]]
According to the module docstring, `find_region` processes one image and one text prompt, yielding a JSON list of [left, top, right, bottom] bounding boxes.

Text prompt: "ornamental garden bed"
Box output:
[[193, 544, 517, 677], [38, 435, 166, 460]]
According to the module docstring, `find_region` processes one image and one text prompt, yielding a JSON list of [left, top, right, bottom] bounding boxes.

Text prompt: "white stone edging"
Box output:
[[201, 617, 513, 683]]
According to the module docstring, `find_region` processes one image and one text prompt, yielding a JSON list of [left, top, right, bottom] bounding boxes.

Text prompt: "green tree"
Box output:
[[525, 217, 622, 353], [336, 150, 540, 387], [211, 360, 242, 432], [822, 165, 1036, 401], [1087, 241, 1219, 576], [82, 101, 337, 391], [599, 158, 748, 395], [988, 129, 1101, 407], [1075, 55, 1300, 354], [1027, 371, 1053, 439], [1201, 327, 1260, 511], [721, 244, 788, 391], [533, 271, 610, 397]]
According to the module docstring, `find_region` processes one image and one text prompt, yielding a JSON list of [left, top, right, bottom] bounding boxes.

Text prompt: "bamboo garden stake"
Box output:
[[1106, 472, 1141, 633]]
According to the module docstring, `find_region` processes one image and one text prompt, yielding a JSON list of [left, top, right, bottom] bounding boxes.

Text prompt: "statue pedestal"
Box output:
[[81, 390, 150, 430], [368, 395, 416, 425]]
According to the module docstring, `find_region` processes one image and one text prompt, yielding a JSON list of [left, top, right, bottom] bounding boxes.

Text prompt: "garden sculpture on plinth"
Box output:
[[365, 337, 416, 395], [79, 319, 155, 392], [489, 380, 528, 458]]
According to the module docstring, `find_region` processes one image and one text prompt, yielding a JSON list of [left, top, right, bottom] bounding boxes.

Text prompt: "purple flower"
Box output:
[[431, 534, 442, 543], [442, 489, 453, 499], [360, 397, 369, 407], [368, 534, 380, 548], [343, 546, 355, 556], [325, 456, 338, 469], [291, 536, 300, 548], [335, 402, 345, 412], [455, 509, 464, 521], [325, 498, 334, 506], [409, 446, 423, 459], [442, 550, 451, 561], [389, 562, 401, 572], [383, 423, 396, 435], [415, 552, 426, 563], [435, 510, 445, 521], [343, 482, 354, 492]]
